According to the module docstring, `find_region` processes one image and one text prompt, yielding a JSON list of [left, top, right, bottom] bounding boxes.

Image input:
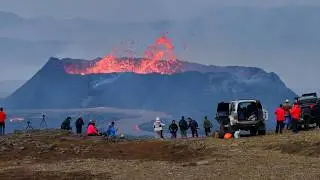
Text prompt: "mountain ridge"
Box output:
[[5, 57, 296, 126]]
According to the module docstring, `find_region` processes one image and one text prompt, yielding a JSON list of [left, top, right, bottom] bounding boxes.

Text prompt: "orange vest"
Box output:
[[0, 112, 6, 123]]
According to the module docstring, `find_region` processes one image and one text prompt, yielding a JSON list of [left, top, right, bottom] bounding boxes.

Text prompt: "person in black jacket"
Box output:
[[188, 117, 198, 138], [61, 117, 72, 131], [169, 120, 179, 139], [179, 116, 188, 138], [75, 117, 85, 135]]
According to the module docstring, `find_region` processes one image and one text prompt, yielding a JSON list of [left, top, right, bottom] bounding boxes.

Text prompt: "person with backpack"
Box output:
[[178, 116, 188, 138], [203, 116, 213, 136], [75, 116, 85, 135], [188, 117, 199, 138], [169, 120, 179, 139]]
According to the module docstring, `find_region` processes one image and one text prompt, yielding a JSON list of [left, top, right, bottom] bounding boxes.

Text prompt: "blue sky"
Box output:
[[0, 0, 320, 94]]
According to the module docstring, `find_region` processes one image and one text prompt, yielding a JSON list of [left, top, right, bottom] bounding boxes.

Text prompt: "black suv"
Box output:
[[297, 93, 319, 129]]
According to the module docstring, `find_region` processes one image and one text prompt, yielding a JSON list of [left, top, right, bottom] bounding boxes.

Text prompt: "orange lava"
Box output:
[[65, 33, 183, 75]]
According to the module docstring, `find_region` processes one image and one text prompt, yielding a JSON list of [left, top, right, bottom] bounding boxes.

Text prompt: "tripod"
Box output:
[[40, 114, 48, 129], [25, 120, 33, 130]]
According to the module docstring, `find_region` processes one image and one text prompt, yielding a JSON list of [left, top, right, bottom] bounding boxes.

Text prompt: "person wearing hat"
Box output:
[[283, 99, 292, 129], [153, 117, 165, 139]]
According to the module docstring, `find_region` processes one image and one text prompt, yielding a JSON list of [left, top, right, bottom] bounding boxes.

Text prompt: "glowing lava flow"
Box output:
[[65, 33, 183, 75]]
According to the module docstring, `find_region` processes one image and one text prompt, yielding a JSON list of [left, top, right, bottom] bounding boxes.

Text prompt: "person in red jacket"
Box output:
[[290, 103, 301, 134], [87, 120, 100, 136], [274, 104, 285, 134], [0, 107, 7, 136]]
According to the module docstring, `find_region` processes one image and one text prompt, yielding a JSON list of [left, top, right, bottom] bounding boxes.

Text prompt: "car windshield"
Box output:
[[298, 97, 317, 105]]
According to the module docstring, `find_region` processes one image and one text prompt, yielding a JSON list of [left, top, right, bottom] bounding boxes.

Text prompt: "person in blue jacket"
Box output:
[[106, 121, 117, 137]]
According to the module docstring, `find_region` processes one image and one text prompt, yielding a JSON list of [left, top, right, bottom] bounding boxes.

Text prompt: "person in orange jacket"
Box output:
[[0, 107, 7, 136], [290, 102, 301, 134], [274, 104, 285, 134]]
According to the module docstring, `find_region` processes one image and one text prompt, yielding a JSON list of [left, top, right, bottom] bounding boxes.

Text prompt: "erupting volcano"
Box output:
[[65, 33, 184, 75]]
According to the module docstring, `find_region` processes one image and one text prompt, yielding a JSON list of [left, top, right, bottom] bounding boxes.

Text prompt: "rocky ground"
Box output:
[[0, 129, 319, 180]]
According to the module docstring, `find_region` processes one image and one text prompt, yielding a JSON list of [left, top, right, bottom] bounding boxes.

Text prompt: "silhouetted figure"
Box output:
[[169, 120, 178, 139], [75, 117, 85, 135], [61, 117, 72, 130], [178, 116, 188, 138], [188, 117, 198, 138], [203, 116, 213, 136]]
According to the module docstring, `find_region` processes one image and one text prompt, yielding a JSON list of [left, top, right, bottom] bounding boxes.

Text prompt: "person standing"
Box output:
[[283, 99, 292, 130], [75, 116, 85, 135], [203, 116, 213, 137], [188, 117, 199, 138], [169, 120, 179, 139], [178, 116, 188, 138], [0, 107, 7, 135], [290, 102, 301, 134], [275, 104, 285, 134], [153, 117, 165, 139]]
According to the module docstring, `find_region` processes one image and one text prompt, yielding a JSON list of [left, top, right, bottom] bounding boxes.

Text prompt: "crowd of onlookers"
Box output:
[[153, 116, 213, 139], [60, 116, 121, 138], [0, 100, 319, 139]]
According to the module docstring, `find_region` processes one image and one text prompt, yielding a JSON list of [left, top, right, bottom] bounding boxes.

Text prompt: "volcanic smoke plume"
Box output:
[[64, 33, 184, 75]]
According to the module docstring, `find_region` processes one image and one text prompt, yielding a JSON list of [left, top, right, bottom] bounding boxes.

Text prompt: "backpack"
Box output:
[[190, 120, 198, 130]]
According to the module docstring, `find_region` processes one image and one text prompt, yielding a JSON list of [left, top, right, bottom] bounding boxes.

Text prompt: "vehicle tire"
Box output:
[[304, 116, 310, 131], [257, 123, 266, 135], [250, 128, 257, 136], [258, 129, 266, 135]]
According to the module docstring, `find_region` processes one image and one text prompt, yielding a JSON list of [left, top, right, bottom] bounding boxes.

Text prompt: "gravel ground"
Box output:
[[0, 129, 319, 180]]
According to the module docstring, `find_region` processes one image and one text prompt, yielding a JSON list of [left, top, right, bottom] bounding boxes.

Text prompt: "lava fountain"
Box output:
[[64, 33, 184, 75]]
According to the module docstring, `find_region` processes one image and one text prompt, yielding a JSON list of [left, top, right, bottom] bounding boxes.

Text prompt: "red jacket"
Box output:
[[290, 105, 301, 120], [275, 107, 285, 121], [0, 112, 6, 123], [87, 124, 99, 135]]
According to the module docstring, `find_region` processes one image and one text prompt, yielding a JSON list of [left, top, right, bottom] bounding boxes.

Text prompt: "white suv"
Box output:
[[215, 99, 268, 135]]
